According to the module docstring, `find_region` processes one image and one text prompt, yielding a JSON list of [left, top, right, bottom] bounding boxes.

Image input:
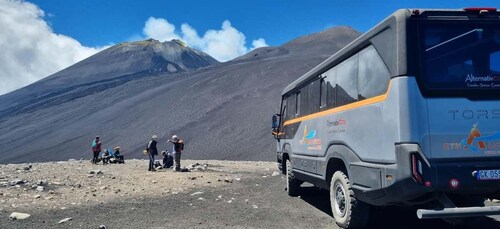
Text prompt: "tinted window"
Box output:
[[299, 86, 308, 115], [336, 54, 358, 106], [284, 94, 296, 121], [320, 77, 327, 109], [420, 23, 500, 91], [324, 68, 336, 109], [296, 80, 321, 116], [296, 91, 301, 116], [308, 80, 320, 114], [358, 46, 390, 99]]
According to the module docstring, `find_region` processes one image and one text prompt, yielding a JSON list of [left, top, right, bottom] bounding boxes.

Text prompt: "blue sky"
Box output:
[[29, 0, 500, 47], [1, 0, 499, 95]]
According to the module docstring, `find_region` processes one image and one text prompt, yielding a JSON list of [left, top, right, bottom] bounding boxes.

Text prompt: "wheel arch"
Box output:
[[326, 157, 348, 187], [281, 143, 292, 175], [324, 143, 361, 187]]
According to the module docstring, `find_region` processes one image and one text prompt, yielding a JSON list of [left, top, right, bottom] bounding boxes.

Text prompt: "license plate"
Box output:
[[477, 170, 500, 180]]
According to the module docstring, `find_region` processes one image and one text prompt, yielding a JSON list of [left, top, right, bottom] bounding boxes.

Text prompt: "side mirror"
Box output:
[[272, 114, 279, 129]]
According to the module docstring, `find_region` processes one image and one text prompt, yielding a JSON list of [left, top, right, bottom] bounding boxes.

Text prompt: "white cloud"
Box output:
[[252, 38, 268, 49], [143, 17, 180, 42], [0, 0, 104, 95], [143, 18, 268, 62]]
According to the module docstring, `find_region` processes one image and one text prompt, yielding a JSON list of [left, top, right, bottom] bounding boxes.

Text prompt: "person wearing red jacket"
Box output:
[[91, 136, 102, 164]]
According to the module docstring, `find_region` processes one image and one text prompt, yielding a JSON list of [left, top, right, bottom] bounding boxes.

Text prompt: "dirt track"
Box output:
[[1, 160, 500, 228]]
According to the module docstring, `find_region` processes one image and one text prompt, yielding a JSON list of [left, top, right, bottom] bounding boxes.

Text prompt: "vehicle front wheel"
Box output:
[[286, 159, 300, 196], [330, 171, 369, 228]]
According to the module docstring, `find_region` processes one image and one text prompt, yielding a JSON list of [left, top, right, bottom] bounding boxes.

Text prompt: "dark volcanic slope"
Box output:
[[0, 26, 360, 163]]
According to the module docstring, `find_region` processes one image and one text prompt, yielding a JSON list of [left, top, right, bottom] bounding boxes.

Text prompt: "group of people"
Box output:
[[90, 136, 125, 164], [91, 134, 184, 171], [146, 134, 184, 172]]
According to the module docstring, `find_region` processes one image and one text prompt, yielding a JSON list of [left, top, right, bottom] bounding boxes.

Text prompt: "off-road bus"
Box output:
[[272, 8, 500, 228]]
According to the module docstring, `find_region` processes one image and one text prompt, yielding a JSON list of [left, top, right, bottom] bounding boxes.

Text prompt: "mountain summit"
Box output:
[[97, 39, 219, 75]]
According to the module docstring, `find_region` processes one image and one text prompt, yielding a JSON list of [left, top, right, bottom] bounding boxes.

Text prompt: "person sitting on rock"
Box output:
[[102, 149, 111, 165], [113, 146, 125, 164], [161, 150, 173, 168]]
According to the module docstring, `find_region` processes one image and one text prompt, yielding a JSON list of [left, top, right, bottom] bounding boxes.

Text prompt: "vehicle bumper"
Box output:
[[355, 144, 500, 206]]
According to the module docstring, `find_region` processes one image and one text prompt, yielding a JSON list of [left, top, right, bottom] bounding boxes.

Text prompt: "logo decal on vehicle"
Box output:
[[300, 125, 322, 151], [464, 74, 500, 88], [459, 123, 500, 152], [326, 118, 347, 134]]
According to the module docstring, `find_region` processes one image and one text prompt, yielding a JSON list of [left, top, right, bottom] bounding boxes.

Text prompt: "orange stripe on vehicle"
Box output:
[[283, 81, 392, 126]]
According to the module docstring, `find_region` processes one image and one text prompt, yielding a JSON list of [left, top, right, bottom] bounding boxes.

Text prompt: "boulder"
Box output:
[[9, 179, 24, 186], [9, 212, 30, 220], [89, 170, 103, 175], [190, 192, 204, 196], [58, 218, 72, 224]]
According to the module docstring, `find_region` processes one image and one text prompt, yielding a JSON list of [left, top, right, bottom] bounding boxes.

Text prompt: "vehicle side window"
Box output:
[[285, 94, 296, 121], [307, 80, 320, 115], [299, 86, 308, 116], [296, 91, 301, 116], [336, 54, 359, 106], [320, 77, 327, 109], [358, 46, 391, 99], [324, 68, 336, 109]]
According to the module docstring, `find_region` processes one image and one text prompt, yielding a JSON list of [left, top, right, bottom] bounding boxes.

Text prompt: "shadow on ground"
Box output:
[[298, 186, 500, 229]]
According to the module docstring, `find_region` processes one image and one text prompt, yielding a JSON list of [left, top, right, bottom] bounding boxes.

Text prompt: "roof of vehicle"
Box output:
[[281, 8, 500, 96]]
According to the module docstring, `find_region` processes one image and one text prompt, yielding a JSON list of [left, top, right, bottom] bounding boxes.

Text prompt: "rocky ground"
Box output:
[[1, 159, 500, 229]]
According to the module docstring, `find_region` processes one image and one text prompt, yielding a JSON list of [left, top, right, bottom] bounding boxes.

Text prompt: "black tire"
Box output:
[[330, 171, 369, 229], [286, 159, 301, 197]]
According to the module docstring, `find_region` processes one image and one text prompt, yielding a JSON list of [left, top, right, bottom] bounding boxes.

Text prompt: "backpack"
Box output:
[[178, 140, 184, 151], [144, 143, 149, 155], [91, 140, 97, 149]]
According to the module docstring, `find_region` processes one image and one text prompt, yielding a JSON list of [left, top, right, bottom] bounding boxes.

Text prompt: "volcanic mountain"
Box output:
[[0, 26, 360, 163], [0, 39, 218, 118]]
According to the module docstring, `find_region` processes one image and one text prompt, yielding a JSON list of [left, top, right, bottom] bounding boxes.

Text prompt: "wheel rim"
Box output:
[[333, 181, 347, 217]]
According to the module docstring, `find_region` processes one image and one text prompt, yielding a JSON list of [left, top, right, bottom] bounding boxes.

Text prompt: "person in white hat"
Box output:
[[167, 135, 184, 171]]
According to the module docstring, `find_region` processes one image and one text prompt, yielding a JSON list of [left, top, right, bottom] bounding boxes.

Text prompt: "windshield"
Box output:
[[419, 22, 500, 93]]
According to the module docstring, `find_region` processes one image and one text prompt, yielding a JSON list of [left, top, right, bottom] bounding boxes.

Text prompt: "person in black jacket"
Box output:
[[147, 135, 158, 172]]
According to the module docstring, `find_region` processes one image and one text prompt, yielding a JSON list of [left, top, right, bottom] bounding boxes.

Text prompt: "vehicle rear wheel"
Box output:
[[330, 171, 369, 228], [286, 159, 300, 197]]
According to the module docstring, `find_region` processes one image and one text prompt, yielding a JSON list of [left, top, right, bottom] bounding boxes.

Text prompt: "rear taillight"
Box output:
[[464, 7, 497, 12], [411, 153, 423, 184]]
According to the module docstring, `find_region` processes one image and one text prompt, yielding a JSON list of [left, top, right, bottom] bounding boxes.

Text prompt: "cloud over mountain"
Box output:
[[0, 1, 268, 95], [0, 0, 105, 95], [142, 17, 268, 62]]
